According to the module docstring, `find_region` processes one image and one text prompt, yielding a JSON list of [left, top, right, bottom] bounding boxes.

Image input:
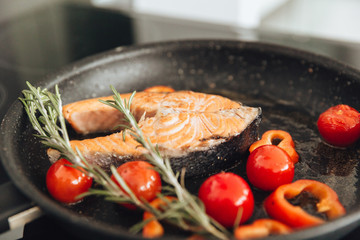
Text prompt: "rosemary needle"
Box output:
[[20, 82, 231, 240]]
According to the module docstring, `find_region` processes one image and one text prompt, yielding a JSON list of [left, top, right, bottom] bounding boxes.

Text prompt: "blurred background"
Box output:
[[0, 0, 360, 239]]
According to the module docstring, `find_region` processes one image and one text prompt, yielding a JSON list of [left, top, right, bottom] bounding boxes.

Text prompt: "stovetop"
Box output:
[[1, 1, 360, 239]]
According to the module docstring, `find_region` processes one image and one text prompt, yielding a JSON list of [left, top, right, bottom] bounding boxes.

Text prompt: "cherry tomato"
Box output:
[[111, 161, 162, 207], [317, 104, 360, 147], [246, 145, 294, 191], [46, 158, 93, 204], [198, 172, 254, 227]]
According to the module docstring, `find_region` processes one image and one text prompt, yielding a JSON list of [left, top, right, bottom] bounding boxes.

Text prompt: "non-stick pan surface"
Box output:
[[1, 40, 360, 240]]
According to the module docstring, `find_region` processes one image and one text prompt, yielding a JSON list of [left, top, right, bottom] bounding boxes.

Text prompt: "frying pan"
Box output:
[[1, 40, 360, 240]]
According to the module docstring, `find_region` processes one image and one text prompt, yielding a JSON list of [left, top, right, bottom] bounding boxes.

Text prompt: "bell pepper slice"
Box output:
[[142, 196, 177, 238], [187, 235, 206, 240], [234, 219, 292, 240], [249, 130, 299, 163], [264, 179, 346, 228], [144, 85, 175, 93]]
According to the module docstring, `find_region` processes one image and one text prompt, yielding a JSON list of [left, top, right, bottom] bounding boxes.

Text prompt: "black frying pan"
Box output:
[[1, 40, 360, 240]]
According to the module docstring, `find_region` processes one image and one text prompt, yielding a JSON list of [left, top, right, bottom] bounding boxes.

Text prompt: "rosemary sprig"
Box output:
[[20, 82, 230, 240], [19, 82, 139, 205], [100, 86, 230, 239], [19, 83, 78, 164]]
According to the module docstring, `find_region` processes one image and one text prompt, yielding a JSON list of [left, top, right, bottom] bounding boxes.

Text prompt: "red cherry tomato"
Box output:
[[111, 161, 162, 207], [246, 145, 294, 191], [46, 158, 93, 204], [198, 172, 254, 227], [317, 104, 360, 147]]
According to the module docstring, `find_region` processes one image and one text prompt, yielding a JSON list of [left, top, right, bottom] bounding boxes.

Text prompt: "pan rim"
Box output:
[[1, 39, 360, 239]]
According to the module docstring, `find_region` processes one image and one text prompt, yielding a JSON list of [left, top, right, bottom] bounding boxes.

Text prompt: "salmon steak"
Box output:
[[49, 89, 262, 177]]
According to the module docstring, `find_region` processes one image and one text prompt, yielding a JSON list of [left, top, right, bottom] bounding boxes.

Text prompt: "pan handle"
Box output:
[[0, 181, 42, 234]]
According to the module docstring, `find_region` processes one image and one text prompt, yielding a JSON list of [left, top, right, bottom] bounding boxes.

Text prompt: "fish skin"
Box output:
[[51, 90, 262, 177]]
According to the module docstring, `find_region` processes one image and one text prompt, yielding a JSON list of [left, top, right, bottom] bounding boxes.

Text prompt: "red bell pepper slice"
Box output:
[[234, 218, 291, 239], [249, 130, 299, 163], [264, 179, 346, 228]]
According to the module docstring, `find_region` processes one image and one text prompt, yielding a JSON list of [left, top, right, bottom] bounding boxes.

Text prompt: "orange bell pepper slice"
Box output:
[[249, 130, 299, 163], [234, 219, 292, 240], [264, 179, 346, 229], [142, 196, 177, 238], [187, 235, 206, 240], [144, 85, 175, 93]]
